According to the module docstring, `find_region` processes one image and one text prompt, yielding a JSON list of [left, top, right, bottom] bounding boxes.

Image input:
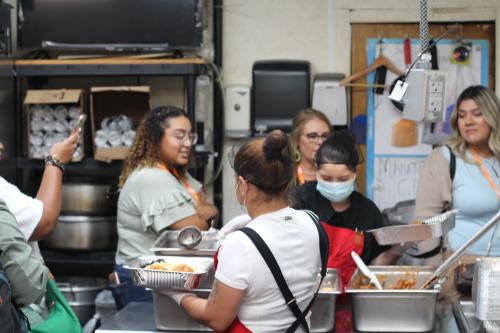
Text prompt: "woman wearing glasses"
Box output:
[[113, 106, 218, 308], [290, 109, 332, 185]]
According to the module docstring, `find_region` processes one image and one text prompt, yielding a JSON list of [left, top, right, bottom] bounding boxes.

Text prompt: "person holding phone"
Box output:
[[0, 129, 80, 254]]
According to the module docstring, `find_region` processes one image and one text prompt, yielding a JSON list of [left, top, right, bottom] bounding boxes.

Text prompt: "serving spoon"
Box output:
[[351, 251, 383, 290]]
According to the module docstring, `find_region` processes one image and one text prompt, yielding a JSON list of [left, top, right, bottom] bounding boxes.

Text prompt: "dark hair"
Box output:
[[119, 106, 190, 187], [315, 130, 361, 172], [233, 130, 294, 196]]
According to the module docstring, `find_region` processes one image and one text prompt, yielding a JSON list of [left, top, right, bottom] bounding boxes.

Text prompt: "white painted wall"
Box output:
[[219, 0, 500, 223], [221, 0, 333, 221]]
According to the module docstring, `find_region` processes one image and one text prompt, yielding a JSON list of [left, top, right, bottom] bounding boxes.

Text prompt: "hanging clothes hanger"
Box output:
[[340, 37, 405, 87]]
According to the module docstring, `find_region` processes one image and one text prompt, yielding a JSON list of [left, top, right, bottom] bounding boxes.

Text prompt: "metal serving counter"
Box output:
[[96, 301, 465, 333]]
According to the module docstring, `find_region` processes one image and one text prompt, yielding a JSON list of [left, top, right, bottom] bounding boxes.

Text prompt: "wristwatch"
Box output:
[[45, 155, 65, 174]]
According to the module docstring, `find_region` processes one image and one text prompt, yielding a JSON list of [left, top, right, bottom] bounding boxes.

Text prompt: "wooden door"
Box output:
[[350, 23, 495, 195]]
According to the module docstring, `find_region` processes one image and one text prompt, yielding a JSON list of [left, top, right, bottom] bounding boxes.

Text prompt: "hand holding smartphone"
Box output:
[[73, 114, 87, 132]]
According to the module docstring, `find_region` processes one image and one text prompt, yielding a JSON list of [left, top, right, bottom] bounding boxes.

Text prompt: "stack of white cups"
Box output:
[[95, 115, 135, 149], [30, 104, 83, 159]]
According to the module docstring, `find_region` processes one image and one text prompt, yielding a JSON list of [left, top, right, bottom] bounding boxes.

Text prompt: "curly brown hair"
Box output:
[[118, 106, 190, 188]]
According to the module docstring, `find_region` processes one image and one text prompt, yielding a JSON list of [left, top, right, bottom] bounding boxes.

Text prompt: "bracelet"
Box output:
[[45, 155, 65, 174]]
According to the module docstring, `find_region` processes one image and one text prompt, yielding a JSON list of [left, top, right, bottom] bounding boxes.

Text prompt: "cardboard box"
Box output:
[[24, 89, 85, 161], [90, 86, 150, 162]]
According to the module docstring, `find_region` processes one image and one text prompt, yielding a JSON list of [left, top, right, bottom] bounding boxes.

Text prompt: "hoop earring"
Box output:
[[294, 148, 301, 162]]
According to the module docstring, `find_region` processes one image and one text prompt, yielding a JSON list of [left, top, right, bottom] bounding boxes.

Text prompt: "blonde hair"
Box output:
[[118, 106, 190, 188], [449, 86, 500, 160], [290, 108, 332, 156]]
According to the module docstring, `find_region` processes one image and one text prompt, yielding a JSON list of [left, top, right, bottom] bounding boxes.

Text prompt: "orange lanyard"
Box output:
[[157, 163, 201, 203], [296, 162, 305, 185], [470, 149, 500, 201]]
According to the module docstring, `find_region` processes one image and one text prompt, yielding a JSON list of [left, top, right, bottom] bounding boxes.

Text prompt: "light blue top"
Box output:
[[443, 148, 500, 255]]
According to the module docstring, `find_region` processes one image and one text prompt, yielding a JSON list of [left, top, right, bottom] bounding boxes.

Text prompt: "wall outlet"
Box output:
[[403, 69, 446, 122]]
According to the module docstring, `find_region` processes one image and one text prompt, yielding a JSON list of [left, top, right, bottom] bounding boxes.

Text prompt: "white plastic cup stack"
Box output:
[[29, 104, 84, 160], [95, 115, 135, 148], [473, 257, 500, 320]]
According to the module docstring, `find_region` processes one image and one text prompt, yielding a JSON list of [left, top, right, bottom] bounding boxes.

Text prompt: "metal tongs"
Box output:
[[421, 209, 500, 289]]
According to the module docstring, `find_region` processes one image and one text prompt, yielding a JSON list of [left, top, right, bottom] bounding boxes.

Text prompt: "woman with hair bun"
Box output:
[[161, 130, 326, 332], [293, 130, 397, 288]]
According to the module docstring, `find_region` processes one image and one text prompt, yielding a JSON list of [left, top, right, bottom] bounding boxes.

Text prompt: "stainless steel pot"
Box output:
[[57, 277, 108, 326], [40, 215, 117, 250], [61, 183, 117, 215]]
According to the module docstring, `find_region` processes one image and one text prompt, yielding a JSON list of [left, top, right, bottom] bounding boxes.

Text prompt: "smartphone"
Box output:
[[73, 114, 87, 132]]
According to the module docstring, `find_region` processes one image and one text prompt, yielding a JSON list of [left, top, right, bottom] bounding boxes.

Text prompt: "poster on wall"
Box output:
[[365, 38, 489, 210]]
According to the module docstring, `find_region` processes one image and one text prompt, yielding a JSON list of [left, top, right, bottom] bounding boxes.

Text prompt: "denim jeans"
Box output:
[[110, 264, 152, 310]]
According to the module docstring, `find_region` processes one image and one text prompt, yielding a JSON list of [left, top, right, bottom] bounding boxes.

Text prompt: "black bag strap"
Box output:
[[444, 145, 456, 181], [286, 211, 331, 332], [239, 210, 329, 333], [240, 227, 309, 333], [302, 210, 329, 278]]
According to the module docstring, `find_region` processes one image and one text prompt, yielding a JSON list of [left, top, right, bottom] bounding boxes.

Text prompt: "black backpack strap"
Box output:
[[302, 210, 329, 278], [444, 145, 456, 181], [287, 210, 329, 333], [239, 211, 329, 333], [239, 227, 310, 333]]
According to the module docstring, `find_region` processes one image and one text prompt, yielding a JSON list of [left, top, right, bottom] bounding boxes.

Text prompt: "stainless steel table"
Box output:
[[96, 301, 463, 333], [96, 302, 165, 333]]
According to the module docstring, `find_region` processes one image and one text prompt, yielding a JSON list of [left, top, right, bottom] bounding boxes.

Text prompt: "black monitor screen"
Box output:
[[253, 64, 310, 132], [18, 0, 204, 51]]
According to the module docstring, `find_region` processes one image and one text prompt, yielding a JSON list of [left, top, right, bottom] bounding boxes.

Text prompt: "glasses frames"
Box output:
[[303, 132, 330, 143], [168, 130, 198, 145]]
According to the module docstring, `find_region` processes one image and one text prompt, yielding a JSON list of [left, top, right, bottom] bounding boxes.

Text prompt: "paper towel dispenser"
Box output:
[[312, 73, 348, 126], [225, 85, 251, 138], [252, 60, 311, 134]]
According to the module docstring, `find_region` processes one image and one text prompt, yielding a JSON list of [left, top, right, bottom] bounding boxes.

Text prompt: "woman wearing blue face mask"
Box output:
[[293, 130, 395, 288]]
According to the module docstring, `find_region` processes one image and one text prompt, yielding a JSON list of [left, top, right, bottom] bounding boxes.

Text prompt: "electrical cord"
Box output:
[[195, 55, 225, 189], [402, 23, 460, 81]]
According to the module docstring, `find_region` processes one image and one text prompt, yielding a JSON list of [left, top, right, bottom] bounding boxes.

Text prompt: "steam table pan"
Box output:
[[345, 266, 440, 332], [368, 210, 457, 245]]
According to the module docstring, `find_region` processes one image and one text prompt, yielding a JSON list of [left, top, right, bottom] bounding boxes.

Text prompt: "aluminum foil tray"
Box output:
[[151, 230, 218, 257], [125, 256, 213, 290], [473, 257, 500, 321], [368, 210, 457, 245]]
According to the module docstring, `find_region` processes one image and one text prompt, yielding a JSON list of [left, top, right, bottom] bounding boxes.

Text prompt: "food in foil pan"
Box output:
[[143, 259, 195, 273]]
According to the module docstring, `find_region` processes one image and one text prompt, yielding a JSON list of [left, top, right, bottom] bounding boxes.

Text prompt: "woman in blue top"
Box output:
[[416, 85, 500, 301]]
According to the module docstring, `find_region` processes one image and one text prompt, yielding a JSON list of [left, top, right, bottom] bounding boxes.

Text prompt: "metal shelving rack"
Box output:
[[13, 57, 208, 176]]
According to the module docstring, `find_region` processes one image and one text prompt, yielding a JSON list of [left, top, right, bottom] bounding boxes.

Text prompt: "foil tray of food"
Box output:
[[150, 230, 219, 257], [125, 256, 214, 290], [345, 266, 440, 332], [367, 210, 457, 245]]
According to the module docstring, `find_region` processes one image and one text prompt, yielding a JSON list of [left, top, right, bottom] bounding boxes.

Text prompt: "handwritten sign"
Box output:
[[373, 157, 426, 210]]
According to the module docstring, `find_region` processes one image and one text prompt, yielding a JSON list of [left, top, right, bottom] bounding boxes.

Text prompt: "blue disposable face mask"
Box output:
[[235, 179, 248, 214], [316, 176, 356, 203]]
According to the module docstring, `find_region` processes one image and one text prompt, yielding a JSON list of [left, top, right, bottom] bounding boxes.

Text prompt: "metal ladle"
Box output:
[[177, 226, 202, 249]]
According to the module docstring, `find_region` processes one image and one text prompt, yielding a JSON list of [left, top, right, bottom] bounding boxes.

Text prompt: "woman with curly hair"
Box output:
[[113, 106, 218, 308]]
